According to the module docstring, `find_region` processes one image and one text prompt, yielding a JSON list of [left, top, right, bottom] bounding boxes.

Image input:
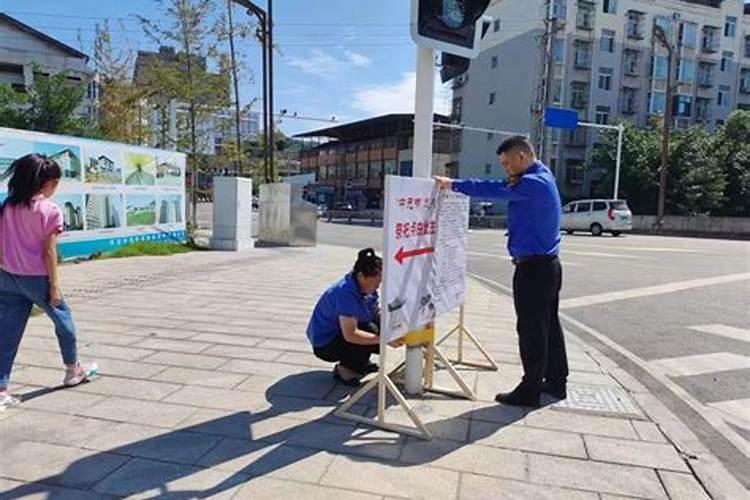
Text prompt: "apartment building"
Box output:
[[452, 0, 750, 199]]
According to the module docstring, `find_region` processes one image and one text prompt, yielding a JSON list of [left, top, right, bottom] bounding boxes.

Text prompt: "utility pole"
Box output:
[[653, 17, 678, 227], [535, 0, 557, 163], [267, 0, 275, 182], [226, 0, 244, 173]]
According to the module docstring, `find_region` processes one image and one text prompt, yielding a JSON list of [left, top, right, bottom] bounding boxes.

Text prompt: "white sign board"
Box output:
[[382, 175, 470, 343]]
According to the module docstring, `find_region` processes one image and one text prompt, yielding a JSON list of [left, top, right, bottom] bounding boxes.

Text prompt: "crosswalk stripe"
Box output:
[[708, 399, 750, 430], [560, 272, 750, 309], [689, 325, 750, 344], [650, 352, 750, 377]]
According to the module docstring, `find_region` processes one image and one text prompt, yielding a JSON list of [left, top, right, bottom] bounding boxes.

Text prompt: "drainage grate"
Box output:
[[551, 383, 642, 417]]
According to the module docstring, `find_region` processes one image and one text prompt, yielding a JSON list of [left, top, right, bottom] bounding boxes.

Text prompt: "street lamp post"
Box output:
[[232, 0, 274, 183]]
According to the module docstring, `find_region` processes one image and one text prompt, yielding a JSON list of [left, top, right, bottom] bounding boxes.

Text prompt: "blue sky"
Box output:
[[1, 0, 452, 136]]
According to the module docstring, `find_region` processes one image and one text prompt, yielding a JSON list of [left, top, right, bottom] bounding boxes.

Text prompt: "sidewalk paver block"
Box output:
[[0, 441, 129, 489], [400, 440, 527, 480], [528, 453, 667, 499], [658, 471, 711, 500], [459, 473, 598, 500], [584, 435, 689, 472], [235, 477, 382, 500], [78, 397, 198, 428], [320, 455, 460, 499], [470, 421, 587, 458], [91, 457, 247, 499]]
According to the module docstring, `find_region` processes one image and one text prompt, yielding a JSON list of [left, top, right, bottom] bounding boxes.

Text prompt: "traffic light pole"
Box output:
[[405, 46, 436, 395]]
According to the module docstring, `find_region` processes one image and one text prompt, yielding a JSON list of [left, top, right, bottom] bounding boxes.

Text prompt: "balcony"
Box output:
[[620, 95, 638, 115], [702, 28, 720, 53]]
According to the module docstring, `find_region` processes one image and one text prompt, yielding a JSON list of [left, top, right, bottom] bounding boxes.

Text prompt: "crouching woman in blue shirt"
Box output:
[[307, 248, 386, 387]]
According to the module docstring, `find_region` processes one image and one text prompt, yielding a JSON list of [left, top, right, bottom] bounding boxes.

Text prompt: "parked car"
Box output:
[[333, 202, 354, 212], [561, 199, 633, 236]]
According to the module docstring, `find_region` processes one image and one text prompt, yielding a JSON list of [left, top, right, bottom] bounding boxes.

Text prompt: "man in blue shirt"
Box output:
[[435, 136, 568, 407]]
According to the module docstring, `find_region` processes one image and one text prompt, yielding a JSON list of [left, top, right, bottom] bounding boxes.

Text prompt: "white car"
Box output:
[[562, 199, 633, 236]]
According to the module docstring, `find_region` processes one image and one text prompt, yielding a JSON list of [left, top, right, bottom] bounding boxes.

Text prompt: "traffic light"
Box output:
[[411, 0, 492, 58], [439, 16, 491, 83]]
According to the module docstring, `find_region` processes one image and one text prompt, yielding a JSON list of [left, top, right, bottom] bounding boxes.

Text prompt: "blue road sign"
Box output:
[[544, 107, 579, 129]]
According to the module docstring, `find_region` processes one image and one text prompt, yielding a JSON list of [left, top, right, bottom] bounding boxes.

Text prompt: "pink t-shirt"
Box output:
[[0, 196, 64, 276]]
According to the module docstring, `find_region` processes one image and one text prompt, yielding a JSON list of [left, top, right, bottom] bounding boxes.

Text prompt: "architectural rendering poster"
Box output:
[[0, 127, 187, 259]]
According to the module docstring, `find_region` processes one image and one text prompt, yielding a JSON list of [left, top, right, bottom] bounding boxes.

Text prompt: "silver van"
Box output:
[[561, 199, 633, 236]]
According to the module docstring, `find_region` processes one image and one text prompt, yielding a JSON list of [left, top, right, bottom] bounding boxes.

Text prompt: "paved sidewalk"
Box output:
[[0, 245, 719, 499]]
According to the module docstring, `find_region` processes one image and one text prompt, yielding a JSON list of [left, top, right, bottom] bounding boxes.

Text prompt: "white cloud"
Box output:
[[286, 49, 342, 79], [344, 50, 372, 67], [286, 48, 372, 79], [351, 72, 452, 116]]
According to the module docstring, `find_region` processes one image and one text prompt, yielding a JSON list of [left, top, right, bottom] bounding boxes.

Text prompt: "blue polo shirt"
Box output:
[[452, 161, 561, 259], [307, 273, 379, 348]]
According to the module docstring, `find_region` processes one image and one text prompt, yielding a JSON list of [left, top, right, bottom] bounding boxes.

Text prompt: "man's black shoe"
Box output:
[[494, 388, 540, 408], [540, 381, 567, 400]]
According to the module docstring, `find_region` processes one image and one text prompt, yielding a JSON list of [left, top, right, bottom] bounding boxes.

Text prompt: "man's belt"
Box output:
[[512, 254, 558, 266]]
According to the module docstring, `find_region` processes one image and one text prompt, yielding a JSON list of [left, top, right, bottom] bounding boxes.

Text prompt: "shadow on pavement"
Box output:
[[1, 371, 532, 499]]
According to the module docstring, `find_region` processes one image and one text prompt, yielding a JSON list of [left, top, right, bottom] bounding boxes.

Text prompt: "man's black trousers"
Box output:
[[512, 256, 569, 391]]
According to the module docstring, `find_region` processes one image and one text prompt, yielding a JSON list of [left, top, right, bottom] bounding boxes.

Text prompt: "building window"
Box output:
[[627, 11, 644, 39], [574, 40, 592, 68], [650, 92, 666, 114], [576, 1, 595, 30], [552, 38, 565, 64], [680, 22, 698, 49], [654, 16, 672, 39], [602, 0, 616, 14], [491, 55, 498, 68], [487, 132, 493, 141], [620, 87, 638, 114], [725, 16, 736, 38], [677, 59, 695, 82], [673, 95, 692, 117], [494, 19, 501, 32], [703, 26, 720, 52], [598, 67, 613, 90], [489, 92, 496, 105], [623, 49, 639, 75], [716, 119, 725, 127], [721, 51, 732, 72], [595, 105, 610, 124], [571, 81, 589, 109], [718, 85, 730, 107], [600, 29, 615, 53], [698, 62, 715, 87], [745, 36, 750, 59], [740, 69, 750, 94], [552, 78, 563, 104], [566, 160, 585, 185], [652, 55, 668, 79], [485, 164, 492, 175], [695, 97, 711, 121], [213, 136, 224, 155], [552, 0, 567, 20]]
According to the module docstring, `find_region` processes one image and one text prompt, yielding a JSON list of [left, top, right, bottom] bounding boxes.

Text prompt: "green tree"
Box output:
[[139, 0, 231, 226], [590, 122, 661, 214], [667, 127, 725, 215], [94, 22, 146, 144], [0, 84, 30, 129], [714, 111, 750, 216], [26, 71, 89, 135]]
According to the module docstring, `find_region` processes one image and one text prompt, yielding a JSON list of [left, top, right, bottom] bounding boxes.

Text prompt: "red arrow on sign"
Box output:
[[395, 246, 435, 265]]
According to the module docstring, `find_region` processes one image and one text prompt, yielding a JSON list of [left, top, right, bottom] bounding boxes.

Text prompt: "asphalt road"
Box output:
[[316, 220, 750, 487]]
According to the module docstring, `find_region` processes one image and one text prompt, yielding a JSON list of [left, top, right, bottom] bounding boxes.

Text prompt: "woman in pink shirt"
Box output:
[[0, 154, 92, 409]]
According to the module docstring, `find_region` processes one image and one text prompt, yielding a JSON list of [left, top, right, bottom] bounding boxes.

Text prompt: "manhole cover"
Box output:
[[551, 383, 642, 417]]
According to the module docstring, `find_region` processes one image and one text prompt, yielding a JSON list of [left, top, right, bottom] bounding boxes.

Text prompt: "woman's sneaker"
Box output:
[[0, 392, 21, 410], [63, 362, 93, 387]]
